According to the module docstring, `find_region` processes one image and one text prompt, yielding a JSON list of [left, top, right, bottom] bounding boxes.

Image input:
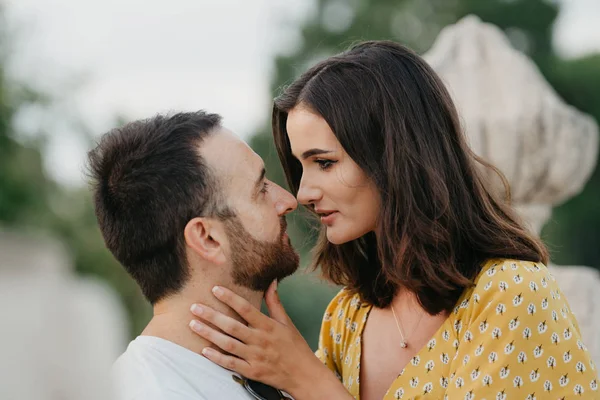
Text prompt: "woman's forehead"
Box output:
[[286, 108, 340, 155]]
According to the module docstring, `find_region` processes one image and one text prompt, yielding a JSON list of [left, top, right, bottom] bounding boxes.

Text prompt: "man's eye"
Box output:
[[260, 181, 270, 194], [315, 159, 336, 170]]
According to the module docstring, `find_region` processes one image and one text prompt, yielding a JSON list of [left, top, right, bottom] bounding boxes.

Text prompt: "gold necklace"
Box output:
[[391, 304, 425, 349]]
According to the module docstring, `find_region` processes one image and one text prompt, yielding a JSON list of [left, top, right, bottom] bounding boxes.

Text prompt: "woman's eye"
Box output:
[[260, 181, 270, 194], [315, 159, 336, 170]]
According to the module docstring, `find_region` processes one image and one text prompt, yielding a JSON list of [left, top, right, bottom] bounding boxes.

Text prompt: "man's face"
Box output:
[[200, 129, 299, 291], [225, 214, 299, 291]]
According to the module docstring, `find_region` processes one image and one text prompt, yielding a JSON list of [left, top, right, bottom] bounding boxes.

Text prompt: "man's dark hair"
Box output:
[[87, 111, 232, 304]]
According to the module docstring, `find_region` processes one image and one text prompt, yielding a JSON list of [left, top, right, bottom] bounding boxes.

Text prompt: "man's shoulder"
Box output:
[[111, 344, 166, 400], [112, 337, 254, 400], [122, 388, 204, 400], [112, 337, 160, 379]]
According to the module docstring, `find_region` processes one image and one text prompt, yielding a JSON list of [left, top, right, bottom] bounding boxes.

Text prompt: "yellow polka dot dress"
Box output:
[[316, 259, 599, 399]]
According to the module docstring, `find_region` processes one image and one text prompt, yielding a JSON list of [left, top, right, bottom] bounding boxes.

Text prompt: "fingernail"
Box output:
[[212, 286, 224, 296], [202, 347, 213, 357], [189, 320, 203, 332], [190, 304, 203, 315]]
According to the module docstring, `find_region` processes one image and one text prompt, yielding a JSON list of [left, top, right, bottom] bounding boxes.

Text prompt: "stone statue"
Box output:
[[424, 15, 600, 363]]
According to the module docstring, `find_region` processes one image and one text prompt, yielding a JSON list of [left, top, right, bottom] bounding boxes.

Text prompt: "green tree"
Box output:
[[0, 7, 150, 339], [539, 54, 600, 268], [0, 9, 55, 229]]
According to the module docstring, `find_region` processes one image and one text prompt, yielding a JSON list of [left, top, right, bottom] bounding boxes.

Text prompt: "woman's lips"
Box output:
[[320, 211, 338, 225]]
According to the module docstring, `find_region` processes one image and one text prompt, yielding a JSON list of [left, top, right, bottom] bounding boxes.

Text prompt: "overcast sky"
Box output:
[[4, 0, 600, 186]]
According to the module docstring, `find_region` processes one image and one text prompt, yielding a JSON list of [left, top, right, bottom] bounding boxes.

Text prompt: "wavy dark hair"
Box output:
[[272, 41, 548, 314]]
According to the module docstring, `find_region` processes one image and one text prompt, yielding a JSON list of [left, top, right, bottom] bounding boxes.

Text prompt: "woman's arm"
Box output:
[[188, 281, 353, 400]]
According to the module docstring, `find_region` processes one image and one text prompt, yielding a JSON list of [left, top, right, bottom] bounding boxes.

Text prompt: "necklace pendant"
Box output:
[[400, 341, 408, 349]]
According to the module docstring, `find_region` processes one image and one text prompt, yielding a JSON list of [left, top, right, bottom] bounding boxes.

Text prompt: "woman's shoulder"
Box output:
[[322, 288, 370, 325], [471, 258, 553, 297], [455, 258, 565, 324], [447, 259, 598, 397], [316, 288, 370, 371]]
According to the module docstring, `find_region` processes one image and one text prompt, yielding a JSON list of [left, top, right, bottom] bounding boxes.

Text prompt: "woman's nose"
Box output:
[[296, 176, 322, 206]]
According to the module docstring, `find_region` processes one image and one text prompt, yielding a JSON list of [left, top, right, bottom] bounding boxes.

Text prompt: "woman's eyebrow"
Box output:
[[299, 149, 333, 160]]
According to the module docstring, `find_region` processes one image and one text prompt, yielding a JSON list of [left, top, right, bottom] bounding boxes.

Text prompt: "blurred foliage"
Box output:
[[0, 5, 152, 338], [539, 54, 600, 268], [1, 0, 599, 350]]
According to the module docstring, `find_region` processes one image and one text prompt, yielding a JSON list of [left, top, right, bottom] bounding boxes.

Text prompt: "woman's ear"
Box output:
[[184, 217, 227, 264]]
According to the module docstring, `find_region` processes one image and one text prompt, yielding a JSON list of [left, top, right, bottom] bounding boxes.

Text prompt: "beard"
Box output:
[[225, 215, 299, 292]]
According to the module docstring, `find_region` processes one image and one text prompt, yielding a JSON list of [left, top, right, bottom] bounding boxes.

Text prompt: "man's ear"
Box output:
[[184, 217, 227, 264]]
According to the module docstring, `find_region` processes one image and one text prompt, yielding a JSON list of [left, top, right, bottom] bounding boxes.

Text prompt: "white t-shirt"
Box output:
[[112, 336, 255, 400]]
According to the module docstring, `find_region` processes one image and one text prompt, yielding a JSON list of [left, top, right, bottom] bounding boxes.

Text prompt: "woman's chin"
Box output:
[[325, 228, 342, 244], [326, 227, 360, 245]]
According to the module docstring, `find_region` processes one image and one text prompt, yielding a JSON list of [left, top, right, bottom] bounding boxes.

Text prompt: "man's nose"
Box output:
[[273, 184, 298, 216]]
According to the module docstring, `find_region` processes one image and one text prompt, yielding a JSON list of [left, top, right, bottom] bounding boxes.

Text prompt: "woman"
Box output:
[[188, 41, 598, 399]]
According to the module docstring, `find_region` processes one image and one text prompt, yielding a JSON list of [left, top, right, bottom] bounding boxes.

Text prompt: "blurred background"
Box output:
[[1, 0, 599, 356]]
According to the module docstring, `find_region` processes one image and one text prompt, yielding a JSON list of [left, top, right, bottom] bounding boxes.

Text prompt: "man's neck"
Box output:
[[141, 285, 262, 356]]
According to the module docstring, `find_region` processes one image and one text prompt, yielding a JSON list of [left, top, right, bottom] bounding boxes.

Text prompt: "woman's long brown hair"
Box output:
[[272, 40, 548, 314]]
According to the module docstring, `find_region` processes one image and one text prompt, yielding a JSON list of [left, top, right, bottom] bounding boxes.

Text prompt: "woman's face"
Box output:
[[286, 105, 380, 244]]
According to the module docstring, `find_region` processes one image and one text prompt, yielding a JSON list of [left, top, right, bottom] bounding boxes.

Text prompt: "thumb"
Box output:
[[265, 279, 292, 325]]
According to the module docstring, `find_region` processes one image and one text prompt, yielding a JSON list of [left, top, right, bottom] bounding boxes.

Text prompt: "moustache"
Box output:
[[279, 217, 288, 239]]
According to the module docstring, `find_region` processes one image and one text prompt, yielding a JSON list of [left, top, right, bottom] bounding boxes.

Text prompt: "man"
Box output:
[[87, 111, 299, 399]]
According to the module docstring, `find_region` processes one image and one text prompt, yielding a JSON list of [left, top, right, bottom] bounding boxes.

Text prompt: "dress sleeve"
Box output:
[[314, 289, 350, 380], [444, 260, 598, 400]]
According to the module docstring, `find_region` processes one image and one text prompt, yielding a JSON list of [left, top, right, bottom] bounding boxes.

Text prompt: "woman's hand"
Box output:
[[188, 280, 351, 400]]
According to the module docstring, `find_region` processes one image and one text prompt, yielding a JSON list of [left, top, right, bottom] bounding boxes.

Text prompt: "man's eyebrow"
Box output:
[[295, 148, 333, 160], [254, 167, 266, 189]]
